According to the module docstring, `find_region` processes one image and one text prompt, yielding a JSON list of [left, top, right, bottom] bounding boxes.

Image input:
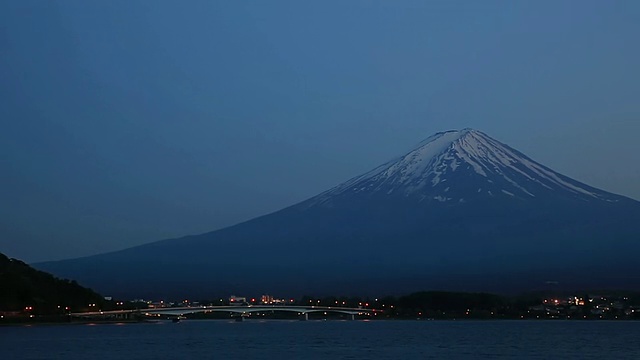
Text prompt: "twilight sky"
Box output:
[[1, 0, 639, 262]]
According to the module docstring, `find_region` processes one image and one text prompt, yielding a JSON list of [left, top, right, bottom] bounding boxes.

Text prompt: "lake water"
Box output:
[[2, 320, 639, 359]]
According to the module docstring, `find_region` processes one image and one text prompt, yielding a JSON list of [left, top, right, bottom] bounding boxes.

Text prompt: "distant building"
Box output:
[[229, 295, 247, 305]]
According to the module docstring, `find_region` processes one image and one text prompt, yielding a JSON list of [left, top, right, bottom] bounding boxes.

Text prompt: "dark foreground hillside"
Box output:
[[0, 252, 104, 314]]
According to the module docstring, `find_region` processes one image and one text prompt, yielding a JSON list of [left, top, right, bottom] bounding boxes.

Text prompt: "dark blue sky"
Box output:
[[2, 0, 639, 262]]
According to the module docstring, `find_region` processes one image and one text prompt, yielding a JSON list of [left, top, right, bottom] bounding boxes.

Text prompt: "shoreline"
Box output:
[[2, 317, 639, 327]]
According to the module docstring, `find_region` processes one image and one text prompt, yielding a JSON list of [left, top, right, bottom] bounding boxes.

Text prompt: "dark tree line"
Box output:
[[0, 252, 104, 314]]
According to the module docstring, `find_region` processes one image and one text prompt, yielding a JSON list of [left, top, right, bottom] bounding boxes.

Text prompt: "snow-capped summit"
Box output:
[[313, 129, 621, 205]]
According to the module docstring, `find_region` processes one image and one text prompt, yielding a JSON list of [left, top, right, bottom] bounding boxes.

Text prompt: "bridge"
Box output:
[[70, 305, 375, 321]]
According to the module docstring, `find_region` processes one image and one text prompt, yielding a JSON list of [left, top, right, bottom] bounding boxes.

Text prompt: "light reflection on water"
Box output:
[[2, 320, 639, 359]]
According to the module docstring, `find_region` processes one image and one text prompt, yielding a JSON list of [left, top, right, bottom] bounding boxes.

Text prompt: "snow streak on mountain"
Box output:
[[312, 129, 621, 205]]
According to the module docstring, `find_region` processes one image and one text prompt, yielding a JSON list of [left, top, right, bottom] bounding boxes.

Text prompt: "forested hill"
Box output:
[[0, 252, 104, 313]]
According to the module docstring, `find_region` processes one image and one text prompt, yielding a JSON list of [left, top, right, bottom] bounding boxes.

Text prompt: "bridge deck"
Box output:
[[71, 305, 374, 317]]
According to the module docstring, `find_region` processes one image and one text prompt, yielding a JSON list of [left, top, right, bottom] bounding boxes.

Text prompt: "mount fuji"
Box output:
[[36, 129, 640, 298]]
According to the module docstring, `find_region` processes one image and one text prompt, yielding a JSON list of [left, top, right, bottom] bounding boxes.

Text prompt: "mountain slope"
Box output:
[[35, 129, 640, 298]]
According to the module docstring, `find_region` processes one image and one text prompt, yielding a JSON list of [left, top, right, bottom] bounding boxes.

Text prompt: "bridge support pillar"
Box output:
[[349, 314, 355, 321], [300, 313, 308, 321]]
